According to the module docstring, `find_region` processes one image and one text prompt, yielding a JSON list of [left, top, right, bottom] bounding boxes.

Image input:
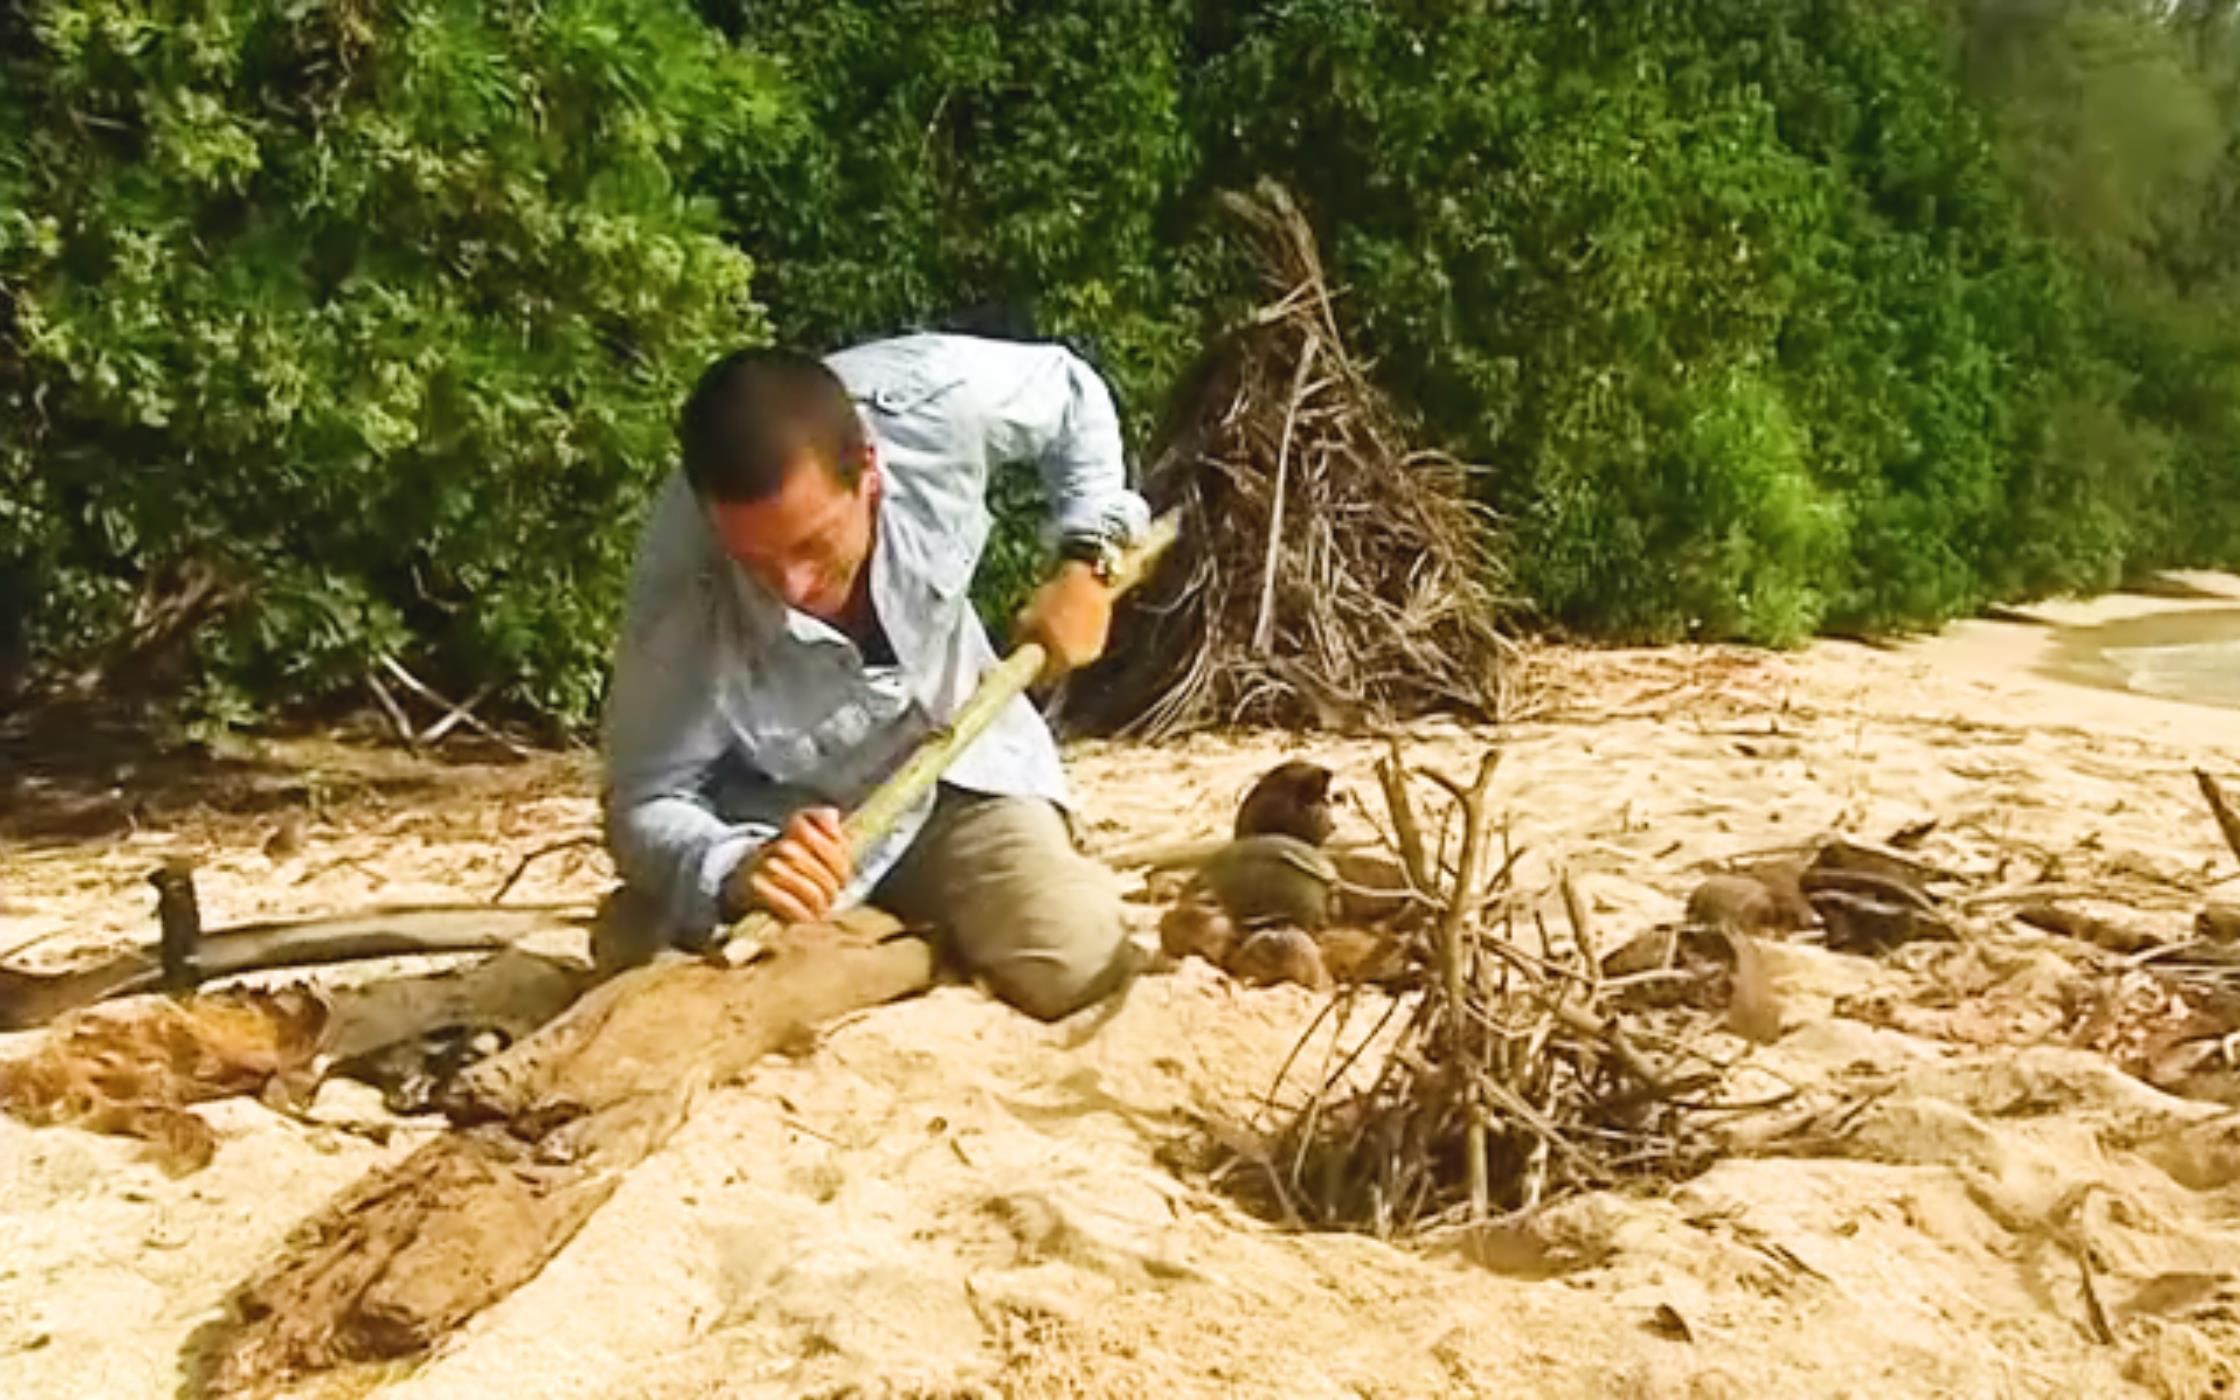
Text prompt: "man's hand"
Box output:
[[1014, 561, 1114, 683], [725, 807, 851, 925]]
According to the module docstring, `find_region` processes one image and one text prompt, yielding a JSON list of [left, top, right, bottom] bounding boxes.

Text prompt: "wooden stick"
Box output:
[[0, 903, 592, 1031], [148, 858, 202, 992], [1375, 742, 1432, 892], [1252, 330, 1319, 654], [1559, 868, 1598, 974], [1436, 749, 1501, 1220], [365, 671, 415, 743], [2197, 769, 2240, 868], [490, 836, 601, 903], [2015, 903, 2166, 955], [716, 511, 1180, 966], [419, 681, 497, 745], [378, 654, 534, 757]]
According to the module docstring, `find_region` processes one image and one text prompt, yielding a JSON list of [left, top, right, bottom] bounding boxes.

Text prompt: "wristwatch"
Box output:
[[1058, 532, 1122, 585]]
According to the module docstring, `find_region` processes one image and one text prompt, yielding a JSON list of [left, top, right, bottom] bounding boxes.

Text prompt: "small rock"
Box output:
[[2196, 900, 2240, 945], [1159, 896, 1238, 968], [262, 810, 309, 861], [1647, 1302, 1694, 1343]]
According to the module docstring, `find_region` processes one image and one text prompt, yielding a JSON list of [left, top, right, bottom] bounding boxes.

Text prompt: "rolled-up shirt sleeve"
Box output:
[[599, 473, 773, 936], [951, 338, 1151, 547]]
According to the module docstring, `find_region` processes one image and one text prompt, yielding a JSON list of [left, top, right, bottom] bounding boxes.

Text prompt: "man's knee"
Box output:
[[961, 856, 1131, 1021], [976, 895, 1133, 1021], [905, 795, 1132, 1020]]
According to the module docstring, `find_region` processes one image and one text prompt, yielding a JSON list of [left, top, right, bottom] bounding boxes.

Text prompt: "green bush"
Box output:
[[0, 0, 771, 726], [704, 0, 1205, 414], [1956, 0, 2240, 576], [1194, 0, 2105, 639]]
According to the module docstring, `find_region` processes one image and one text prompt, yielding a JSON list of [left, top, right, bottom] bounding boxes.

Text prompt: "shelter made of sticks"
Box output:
[[1069, 180, 1516, 739]]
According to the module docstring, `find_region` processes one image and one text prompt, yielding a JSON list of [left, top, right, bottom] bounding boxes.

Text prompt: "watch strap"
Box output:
[[1057, 531, 1120, 582]]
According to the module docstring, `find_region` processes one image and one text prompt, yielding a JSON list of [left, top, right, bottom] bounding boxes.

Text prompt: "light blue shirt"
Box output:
[[599, 334, 1151, 938]]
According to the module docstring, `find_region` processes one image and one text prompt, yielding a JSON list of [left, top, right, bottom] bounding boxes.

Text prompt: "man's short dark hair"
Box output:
[[679, 347, 867, 503]]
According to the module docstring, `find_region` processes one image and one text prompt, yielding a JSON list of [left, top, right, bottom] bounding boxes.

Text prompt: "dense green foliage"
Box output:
[[1, 0, 769, 723], [736, 0, 2240, 645], [8, 0, 2240, 726]]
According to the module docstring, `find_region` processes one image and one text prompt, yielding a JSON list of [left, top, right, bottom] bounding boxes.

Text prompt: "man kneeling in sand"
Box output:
[[593, 335, 1148, 1020]]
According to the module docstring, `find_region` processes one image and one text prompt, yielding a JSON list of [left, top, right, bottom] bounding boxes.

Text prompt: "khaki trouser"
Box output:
[[592, 787, 1134, 1022]]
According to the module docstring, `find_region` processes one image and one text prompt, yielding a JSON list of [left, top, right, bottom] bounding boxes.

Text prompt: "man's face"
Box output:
[[708, 449, 878, 624]]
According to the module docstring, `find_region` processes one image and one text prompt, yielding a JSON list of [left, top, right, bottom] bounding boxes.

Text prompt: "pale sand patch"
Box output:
[[6, 584, 2240, 1398]]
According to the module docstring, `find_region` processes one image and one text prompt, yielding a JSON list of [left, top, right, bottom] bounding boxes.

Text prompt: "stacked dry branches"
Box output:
[[1216, 741, 1746, 1235], [1070, 180, 1515, 738]]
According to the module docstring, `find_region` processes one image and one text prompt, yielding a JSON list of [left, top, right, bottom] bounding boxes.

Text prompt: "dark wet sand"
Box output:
[[2044, 604, 2240, 710]]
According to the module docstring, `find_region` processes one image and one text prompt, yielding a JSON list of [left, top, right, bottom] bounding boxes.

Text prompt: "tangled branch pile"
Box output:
[[1215, 743, 1757, 1234], [1071, 181, 1516, 739]]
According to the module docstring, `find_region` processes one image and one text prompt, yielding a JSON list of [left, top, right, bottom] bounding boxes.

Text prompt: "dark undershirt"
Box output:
[[838, 562, 897, 667], [854, 613, 897, 668]]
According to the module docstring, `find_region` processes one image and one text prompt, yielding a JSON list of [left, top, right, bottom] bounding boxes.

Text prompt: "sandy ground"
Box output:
[[6, 579, 2240, 1398]]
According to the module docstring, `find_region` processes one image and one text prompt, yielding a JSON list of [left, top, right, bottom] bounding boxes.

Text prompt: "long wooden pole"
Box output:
[[715, 510, 1181, 966], [0, 900, 591, 1031]]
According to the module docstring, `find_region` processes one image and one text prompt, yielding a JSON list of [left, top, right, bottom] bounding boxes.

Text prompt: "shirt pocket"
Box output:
[[860, 369, 968, 420], [720, 647, 830, 784]]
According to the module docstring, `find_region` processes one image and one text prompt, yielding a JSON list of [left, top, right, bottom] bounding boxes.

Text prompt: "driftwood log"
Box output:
[[0, 901, 592, 1032], [191, 914, 934, 1396]]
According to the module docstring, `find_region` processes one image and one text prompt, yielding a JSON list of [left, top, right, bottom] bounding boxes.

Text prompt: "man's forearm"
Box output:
[[603, 790, 775, 939]]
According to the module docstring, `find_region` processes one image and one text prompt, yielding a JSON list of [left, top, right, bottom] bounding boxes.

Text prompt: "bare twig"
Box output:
[[491, 838, 601, 904], [1253, 330, 1320, 654], [366, 672, 415, 743], [377, 655, 533, 757], [419, 682, 498, 745], [1437, 750, 1501, 1219], [1559, 868, 1598, 975], [2196, 769, 2240, 868], [1376, 743, 1431, 891]]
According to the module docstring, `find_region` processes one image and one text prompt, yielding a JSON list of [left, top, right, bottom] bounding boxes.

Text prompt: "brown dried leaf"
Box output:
[[0, 987, 327, 1172]]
